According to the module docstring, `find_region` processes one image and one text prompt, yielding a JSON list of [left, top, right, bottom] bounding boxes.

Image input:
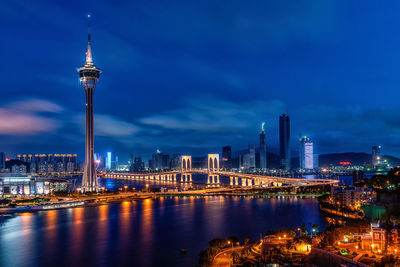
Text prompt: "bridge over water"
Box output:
[[103, 154, 338, 188], [102, 171, 338, 187]]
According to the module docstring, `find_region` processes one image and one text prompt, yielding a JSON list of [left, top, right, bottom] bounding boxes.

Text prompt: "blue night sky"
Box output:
[[1, 0, 400, 161]]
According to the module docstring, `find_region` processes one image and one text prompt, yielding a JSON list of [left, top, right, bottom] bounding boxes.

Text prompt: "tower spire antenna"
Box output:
[[86, 14, 93, 65]]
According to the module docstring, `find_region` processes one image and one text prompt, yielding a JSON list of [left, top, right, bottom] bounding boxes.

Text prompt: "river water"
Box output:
[[0, 175, 339, 267]]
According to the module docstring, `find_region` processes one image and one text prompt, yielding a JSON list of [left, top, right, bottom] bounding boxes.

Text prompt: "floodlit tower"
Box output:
[[77, 15, 101, 192]]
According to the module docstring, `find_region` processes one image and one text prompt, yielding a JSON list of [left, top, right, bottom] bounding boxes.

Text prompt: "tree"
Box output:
[[311, 224, 320, 236], [228, 236, 239, 245], [209, 238, 227, 249], [300, 223, 308, 237], [288, 229, 297, 238], [199, 247, 218, 265], [243, 237, 250, 245]]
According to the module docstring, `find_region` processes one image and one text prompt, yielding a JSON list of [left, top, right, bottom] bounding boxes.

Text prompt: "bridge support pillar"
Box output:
[[211, 175, 215, 184], [235, 177, 239, 186], [248, 179, 253, 186], [216, 175, 220, 184], [242, 178, 246, 187], [173, 174, 177, 182], [230, 176, 233, 186]]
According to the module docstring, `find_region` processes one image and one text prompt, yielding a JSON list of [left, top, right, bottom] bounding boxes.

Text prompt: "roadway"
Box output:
[[103, 170, 339, 188]]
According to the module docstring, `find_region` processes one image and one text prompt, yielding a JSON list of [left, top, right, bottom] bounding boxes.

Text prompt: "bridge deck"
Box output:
[[103, 170, 338, 186]]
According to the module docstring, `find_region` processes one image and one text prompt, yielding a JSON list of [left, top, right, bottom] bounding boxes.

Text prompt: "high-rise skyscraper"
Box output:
[[222, 146, 232, 170], [170, 154, 181, 170], [372, 146, 381, 167], [106, 152, 112, 171], [248, 144, 256, 170], [259, 122, 267, 171], [78, 16, 101, 192], [151, 150, 169, 170], [279, 113, 290, 171], [299, 136, 314, 170]]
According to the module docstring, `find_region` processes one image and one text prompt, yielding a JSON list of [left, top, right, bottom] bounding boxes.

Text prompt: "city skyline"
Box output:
[[2, 3, 400, 267], [2, 1, 400, 158]]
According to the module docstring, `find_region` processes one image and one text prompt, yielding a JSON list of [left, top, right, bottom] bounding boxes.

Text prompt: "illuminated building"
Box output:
[[240, 153, 249, 169], [361, 222, 387, 252], [279, 113, 291, 171], [11, 164, 27, 174], [222, 146, 232, 170], [248, 144, 256, 170], [169, 154, 180, 170], [16, 154, 77, 173], [150, 150, 169, 170], [78, 16, 101, 192], [132, 157, 145, 172], [66, 161, 75, 172], [30, 162, 36, 173], [259, 122, 267, 171], [299, 136, 314, 170], [106, 152, 112, 170], [331, 186, 377, 207], [0, 176, 67, 196]]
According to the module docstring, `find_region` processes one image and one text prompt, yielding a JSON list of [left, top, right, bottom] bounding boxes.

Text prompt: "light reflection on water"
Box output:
[[0, 196, 327, 267]]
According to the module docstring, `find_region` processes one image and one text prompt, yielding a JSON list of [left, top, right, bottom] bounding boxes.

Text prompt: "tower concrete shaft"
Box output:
[[78, 17, 101, 192]]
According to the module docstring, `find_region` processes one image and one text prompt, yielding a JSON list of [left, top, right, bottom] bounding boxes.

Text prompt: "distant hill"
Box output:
[[317, 152, 400, 167], [318, 152, 371, 167], [193, 151, 400, 169]]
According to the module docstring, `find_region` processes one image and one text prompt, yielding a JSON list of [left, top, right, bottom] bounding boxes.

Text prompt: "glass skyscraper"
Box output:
[[248, 144, 256, 170], [299, 136, 314, 170], [279, 113, 290, 171], [259, 122, 267, 170]]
